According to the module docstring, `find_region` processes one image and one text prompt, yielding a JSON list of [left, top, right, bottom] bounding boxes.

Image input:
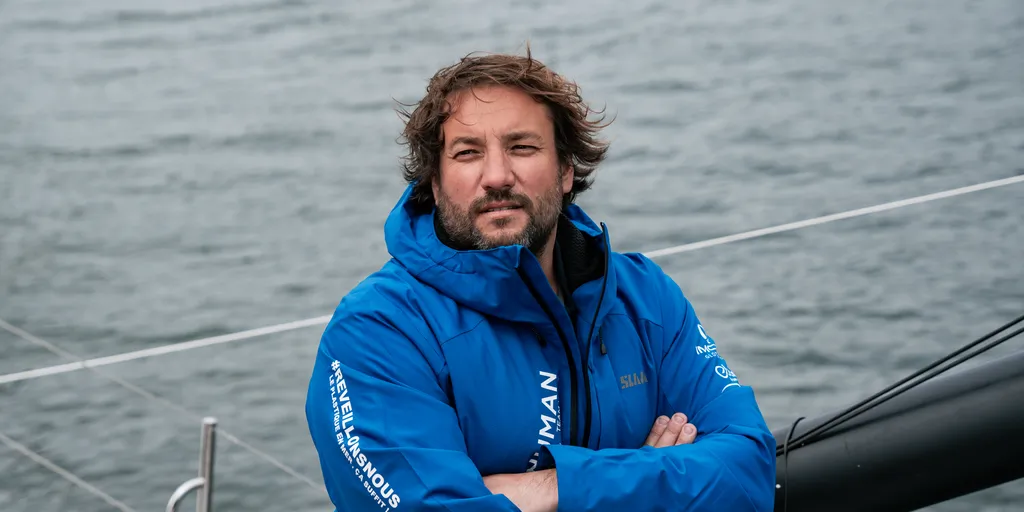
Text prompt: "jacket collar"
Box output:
[[383, 184, 615, 329]]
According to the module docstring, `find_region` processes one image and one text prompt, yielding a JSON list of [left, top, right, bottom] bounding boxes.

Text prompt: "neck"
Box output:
[[537, 230, 560, 299]]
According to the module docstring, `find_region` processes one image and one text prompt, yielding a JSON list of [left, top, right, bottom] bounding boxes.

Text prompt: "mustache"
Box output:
[[471, 189, 533, 214]]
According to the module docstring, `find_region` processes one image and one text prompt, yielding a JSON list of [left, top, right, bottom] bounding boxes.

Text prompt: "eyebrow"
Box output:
[[504, 131, 543, 144], [447, 135, 484, 149], [446, 131, 544, 150]]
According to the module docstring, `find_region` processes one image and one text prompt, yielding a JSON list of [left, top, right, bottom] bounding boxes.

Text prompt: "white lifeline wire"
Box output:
[[1, 173, 1021, 388], [644, 174, 1024, 258], [0, 429, 137, 512], [0, 316, 332, 385], [0, 318, 325, 493]]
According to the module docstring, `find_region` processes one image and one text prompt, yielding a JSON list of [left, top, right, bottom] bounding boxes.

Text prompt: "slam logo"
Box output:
[[620, 371, 648, 389]]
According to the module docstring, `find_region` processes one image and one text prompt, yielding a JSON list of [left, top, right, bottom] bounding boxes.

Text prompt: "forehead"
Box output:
[[442, 85, 553, 142]]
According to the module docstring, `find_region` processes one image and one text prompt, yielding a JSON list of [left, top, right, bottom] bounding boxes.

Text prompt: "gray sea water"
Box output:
[[1, 0, 1022, 510]]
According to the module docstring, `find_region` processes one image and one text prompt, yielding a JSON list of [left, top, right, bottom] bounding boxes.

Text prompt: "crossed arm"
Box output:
[[483, 413, 700, 512]]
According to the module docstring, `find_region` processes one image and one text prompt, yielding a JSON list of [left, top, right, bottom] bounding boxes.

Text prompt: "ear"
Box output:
[[431, 174, 441, 202], [560, 163, 574, 194]]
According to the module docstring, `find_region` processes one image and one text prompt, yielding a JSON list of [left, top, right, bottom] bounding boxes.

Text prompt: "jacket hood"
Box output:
[[383, 184, 615, 327]]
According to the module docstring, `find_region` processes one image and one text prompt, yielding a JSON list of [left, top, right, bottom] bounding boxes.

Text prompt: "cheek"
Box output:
[[438, 169, 476, 203], [520, 158, 562, 191]]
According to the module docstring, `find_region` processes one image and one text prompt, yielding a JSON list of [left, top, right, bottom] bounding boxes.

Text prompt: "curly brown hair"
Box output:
[[397, 45, 612, 213]]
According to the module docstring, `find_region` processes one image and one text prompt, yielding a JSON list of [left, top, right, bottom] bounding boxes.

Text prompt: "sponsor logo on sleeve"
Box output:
[[329, 360, 401, 510], [695, 324, 719, 359], [715, 363, 740, 392], [696, 325, 740, 392]]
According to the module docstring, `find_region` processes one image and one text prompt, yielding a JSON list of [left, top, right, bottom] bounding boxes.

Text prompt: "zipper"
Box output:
[[579, 222, 611, 448]]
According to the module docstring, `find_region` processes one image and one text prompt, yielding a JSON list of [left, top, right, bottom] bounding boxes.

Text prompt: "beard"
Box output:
[[436, 182, 563, 257]]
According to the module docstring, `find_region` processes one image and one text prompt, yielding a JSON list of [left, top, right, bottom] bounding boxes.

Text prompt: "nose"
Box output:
[[479, 149, 515, 191]]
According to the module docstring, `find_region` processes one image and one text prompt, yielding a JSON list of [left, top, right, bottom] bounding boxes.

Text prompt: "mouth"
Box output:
[[478, 202, 523, 214]]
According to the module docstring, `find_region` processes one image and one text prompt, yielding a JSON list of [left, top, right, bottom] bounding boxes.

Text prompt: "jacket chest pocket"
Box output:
[[439, 326, 569, 475], [590, 314, 660, 449]]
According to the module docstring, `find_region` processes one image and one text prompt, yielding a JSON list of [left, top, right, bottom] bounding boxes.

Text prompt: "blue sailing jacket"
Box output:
[[305, 184, 776, 511]]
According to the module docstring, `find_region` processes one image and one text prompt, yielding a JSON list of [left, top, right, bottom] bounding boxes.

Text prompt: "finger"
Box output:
[[655, 413, 687, 448], [644, 416, 670, 446], [675, 422, 697, 446]]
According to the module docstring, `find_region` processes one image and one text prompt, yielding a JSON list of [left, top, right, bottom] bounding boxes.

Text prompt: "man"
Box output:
[[305, 48, 776, 511]]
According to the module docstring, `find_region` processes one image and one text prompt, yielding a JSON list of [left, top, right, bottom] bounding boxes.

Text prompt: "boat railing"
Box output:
[[166, 417, 218, 512]]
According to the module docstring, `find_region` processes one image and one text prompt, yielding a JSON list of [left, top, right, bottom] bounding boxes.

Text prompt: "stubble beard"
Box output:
[[436, 183, 563, 257]]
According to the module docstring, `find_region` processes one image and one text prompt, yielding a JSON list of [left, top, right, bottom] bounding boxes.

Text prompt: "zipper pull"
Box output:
[[531, 327, 547, 347], [599, 329, 607, 355]]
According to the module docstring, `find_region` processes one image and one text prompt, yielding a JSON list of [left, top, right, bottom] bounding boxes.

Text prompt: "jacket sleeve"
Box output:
[[305, 300, 520, 512], [538, 262, 777, 511]]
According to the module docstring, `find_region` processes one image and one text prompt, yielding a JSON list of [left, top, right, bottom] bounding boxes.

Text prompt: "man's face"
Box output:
[[432, 85, 572, 255]]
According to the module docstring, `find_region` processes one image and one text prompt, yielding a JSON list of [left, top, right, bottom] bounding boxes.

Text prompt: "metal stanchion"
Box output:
[[196, 417, 216, 512], [166, 417, 217, 512]]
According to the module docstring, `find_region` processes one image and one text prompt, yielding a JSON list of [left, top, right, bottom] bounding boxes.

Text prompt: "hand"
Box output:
[[643, 412, 697, 448], [483, 469, 558, 512]]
